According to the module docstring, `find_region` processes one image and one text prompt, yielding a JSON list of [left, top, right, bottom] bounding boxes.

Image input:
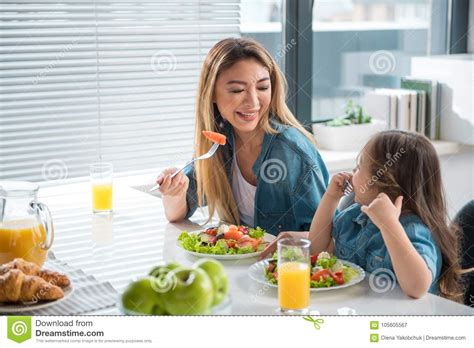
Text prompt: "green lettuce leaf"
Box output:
[[249, 226, 265, 239]]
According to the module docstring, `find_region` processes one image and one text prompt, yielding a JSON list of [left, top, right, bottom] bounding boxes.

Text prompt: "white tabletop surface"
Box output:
[[36, 181, 474, 315]]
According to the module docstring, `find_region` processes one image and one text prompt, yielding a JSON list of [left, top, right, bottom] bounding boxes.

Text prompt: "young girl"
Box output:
[[262, 130, 464, 301]]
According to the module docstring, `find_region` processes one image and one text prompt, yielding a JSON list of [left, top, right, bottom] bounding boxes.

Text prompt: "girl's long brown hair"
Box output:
[[194, 37, 316, 224], [362, 130, 468, 302]]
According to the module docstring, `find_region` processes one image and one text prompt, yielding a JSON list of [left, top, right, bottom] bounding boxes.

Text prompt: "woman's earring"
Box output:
[[213, 103, 227, 129]]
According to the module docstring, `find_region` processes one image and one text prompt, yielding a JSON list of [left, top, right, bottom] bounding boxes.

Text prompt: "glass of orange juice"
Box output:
[[90, 163, 113, 214], [277, 238, 311, 314]]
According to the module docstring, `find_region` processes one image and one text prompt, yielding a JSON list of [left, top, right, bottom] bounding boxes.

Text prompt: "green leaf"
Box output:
[[249, 226, 265, 239]]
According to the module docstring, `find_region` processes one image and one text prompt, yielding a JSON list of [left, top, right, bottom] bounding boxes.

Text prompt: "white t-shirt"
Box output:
[[231, 153, 256, 226]]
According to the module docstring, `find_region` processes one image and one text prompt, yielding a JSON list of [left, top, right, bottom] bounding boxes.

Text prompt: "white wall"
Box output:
[[411, 55, 474, 145], [441, 145, 474, 218]]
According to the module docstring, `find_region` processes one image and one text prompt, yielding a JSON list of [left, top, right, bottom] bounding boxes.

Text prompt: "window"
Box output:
[[311, 0, 432, 121], [0, 1, 240, 182], [240, 0, 284, 68]]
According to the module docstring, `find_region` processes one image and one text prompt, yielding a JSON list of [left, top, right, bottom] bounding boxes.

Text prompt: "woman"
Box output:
[[157, 38, 329, 235]]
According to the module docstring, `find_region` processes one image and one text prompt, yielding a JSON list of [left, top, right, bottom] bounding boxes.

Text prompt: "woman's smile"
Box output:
[[235, 109, 260, 122]]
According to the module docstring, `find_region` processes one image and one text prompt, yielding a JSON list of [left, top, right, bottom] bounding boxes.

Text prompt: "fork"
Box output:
[[342, 179, 353, 196], [149, 142, 220, 192]]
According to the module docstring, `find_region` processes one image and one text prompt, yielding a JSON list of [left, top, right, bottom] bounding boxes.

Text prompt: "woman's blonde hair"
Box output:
[[194, 37, 315, 224]]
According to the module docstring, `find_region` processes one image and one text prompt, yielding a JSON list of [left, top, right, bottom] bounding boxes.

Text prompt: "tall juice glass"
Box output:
[[277, 238, 311, 314], [90, 163, 113, 214]]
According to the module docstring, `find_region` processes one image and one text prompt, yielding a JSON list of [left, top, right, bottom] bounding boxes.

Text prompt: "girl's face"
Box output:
[[352, 151, 380, 206], [213, 59, 271, 135]]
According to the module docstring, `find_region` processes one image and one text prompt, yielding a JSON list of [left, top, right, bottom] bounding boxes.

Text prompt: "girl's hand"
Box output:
[[258, 231, 308, 260], [361, 193, 403, 229], [326, 172, 353, 200], [157, 168, 189, 197]]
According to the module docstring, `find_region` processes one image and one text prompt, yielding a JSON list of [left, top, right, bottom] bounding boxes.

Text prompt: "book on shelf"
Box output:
[[400, 77, 439, 139], [362, 78, 439, 139]]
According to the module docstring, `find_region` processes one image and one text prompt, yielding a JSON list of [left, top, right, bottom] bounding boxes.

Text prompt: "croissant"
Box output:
[[0, 269, 64, 303], [0, 258, 70, 288]]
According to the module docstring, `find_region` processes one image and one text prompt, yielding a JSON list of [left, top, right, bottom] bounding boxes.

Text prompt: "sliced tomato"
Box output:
[[310, 255, 318, 265], [238, 226, 249, 234], [332, 271, 344, 285], [205, 228, 217, 236], [228, 225, 238, 232], [224, 230, 243, 240], [237, 235, 259, 250], [311, 269, 332, 282], [267, 263, 276, 273], [225, 239, 237, 248], [202, 130, 227, 145]]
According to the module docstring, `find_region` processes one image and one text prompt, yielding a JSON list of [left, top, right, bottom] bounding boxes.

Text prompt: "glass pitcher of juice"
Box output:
[[0, 181, 54, 267]]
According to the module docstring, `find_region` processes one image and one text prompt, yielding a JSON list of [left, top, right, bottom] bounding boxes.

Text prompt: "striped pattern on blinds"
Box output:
[[0, 0, 240, 182]]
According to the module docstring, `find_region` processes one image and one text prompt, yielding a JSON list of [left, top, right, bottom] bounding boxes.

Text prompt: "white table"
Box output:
[[38, 181, 474, 315]]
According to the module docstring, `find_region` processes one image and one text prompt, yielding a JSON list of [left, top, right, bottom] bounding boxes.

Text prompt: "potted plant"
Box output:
[[312, 100, 387, 151]]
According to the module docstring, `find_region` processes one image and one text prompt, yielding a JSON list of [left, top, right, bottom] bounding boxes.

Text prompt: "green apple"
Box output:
[[149, 262, 183, 297], [194, 258, 228, 306], [149, 261, 181, 277], [121, 277, 166, 315], [163, 267, 214, 315]]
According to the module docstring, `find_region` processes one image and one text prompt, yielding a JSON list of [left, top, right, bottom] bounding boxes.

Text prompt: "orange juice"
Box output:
[[0, 219, 47, 266], [92, 183, 113, 212], [278, 261, 310, 310]]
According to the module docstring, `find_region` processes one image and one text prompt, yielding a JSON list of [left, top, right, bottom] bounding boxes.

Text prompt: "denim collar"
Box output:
[[351, 208, 421, 230], [221, 116, 285, 177], [352, 210, 370, 228]]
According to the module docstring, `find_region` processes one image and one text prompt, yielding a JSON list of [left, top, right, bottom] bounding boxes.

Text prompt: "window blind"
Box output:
[[0, 0, 240, 183]]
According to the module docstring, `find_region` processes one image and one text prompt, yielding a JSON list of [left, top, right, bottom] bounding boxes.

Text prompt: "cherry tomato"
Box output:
[[225, 239, 237, 248], [311, 269, 332, 282], [332, 271, 344, 285], [205, 228, 217, 236], [237, 235, 259, 250], [224, 230, 244, 240]]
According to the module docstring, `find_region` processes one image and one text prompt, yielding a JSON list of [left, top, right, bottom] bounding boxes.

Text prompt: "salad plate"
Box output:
[[177, 224, 275, 260], [248, 252, 365, 291]]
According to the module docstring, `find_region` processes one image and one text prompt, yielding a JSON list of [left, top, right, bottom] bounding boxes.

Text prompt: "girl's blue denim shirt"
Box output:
[[183, 118, 329, 235], [333, 203, 442, 294]]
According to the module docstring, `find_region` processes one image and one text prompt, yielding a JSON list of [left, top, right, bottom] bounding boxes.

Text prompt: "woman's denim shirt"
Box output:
[[333, 203, 442, 294], [183, 118, 329, 236]]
